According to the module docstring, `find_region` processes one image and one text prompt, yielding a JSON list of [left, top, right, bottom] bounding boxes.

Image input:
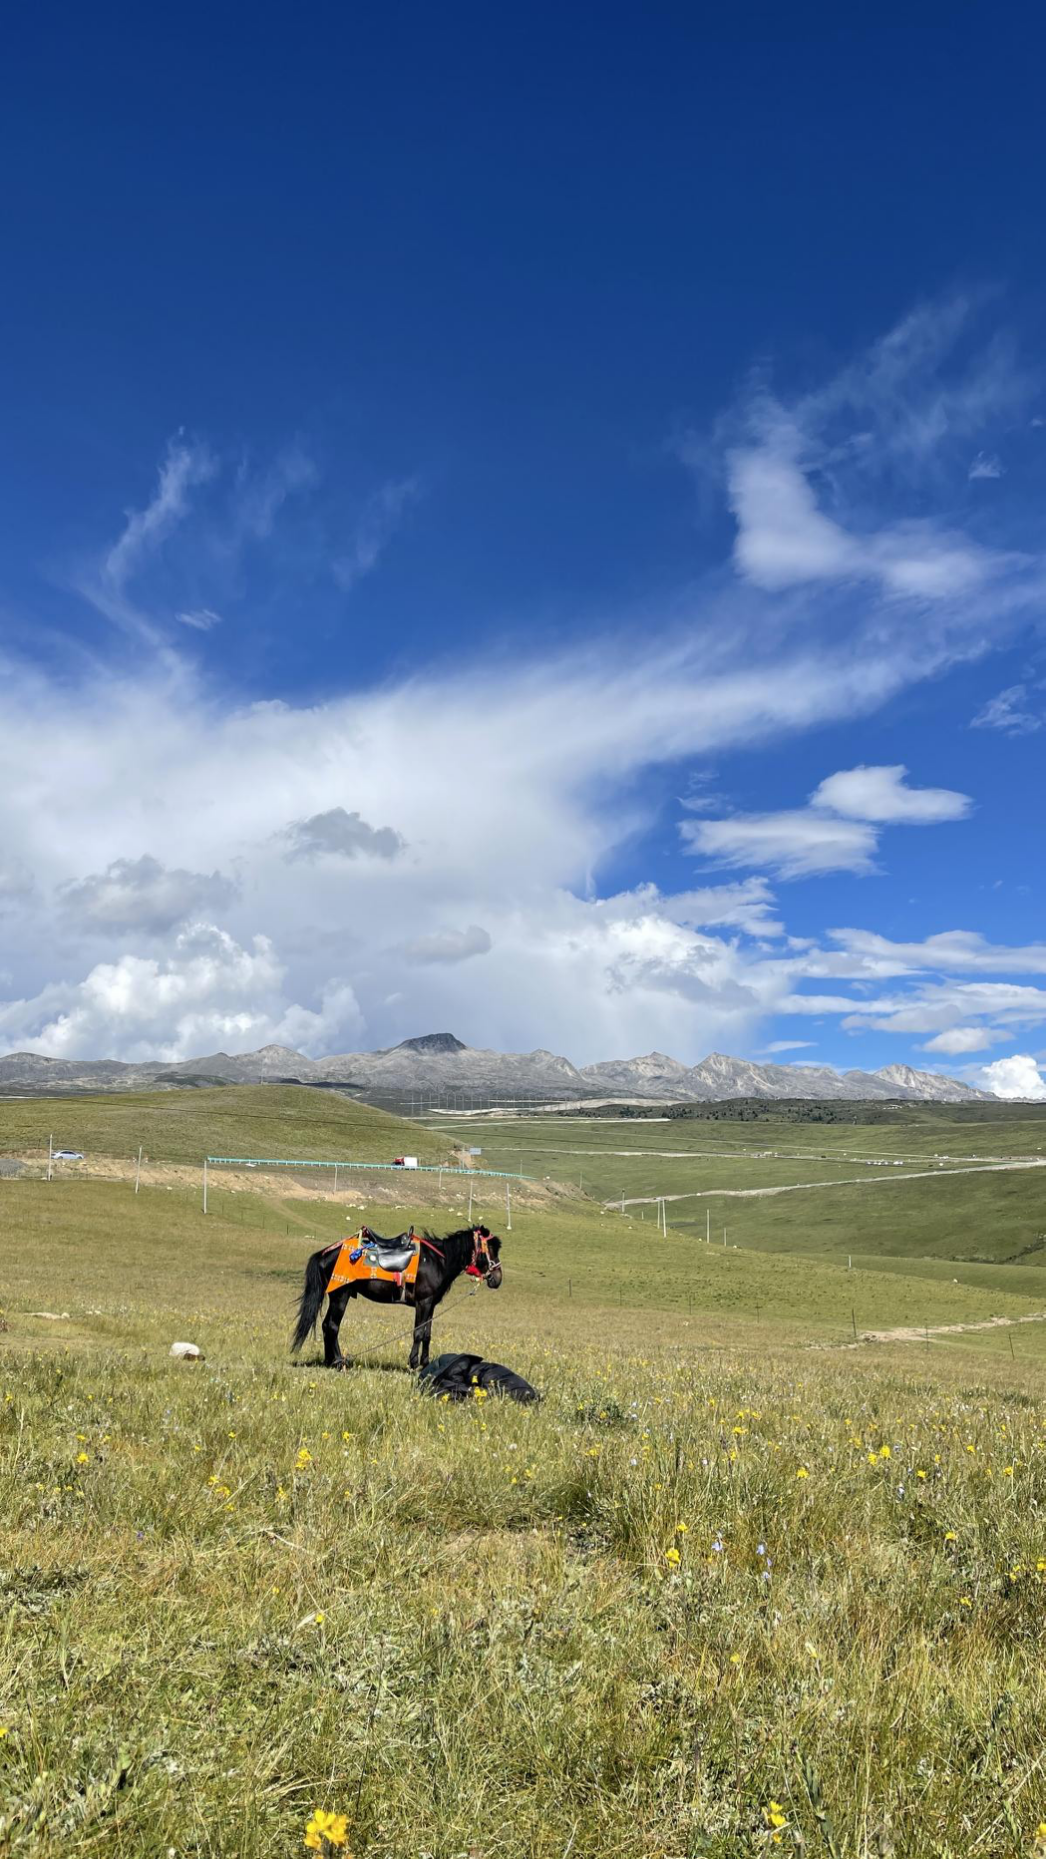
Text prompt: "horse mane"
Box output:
[[422, 1224, 491, 1253]]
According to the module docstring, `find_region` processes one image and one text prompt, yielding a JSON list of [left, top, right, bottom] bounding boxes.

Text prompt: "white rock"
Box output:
[[170, 1341, 203, 1361]]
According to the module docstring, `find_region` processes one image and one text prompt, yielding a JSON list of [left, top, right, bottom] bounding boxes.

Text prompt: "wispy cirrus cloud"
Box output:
[[332, 476, 422, 593], [81, 438, 216, 643], [971, 682, 1042, 735], [969, 450, 1005, 480]]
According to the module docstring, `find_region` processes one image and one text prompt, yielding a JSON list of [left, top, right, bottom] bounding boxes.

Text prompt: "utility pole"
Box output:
[[706, 1208, 710, 1245], [506, 1181, 512, 1231], [468, 1178, 474, 1221], [203, 1158, 208, 1214], [47, 1133, 53, 1183], [135, 1145, 142, 1194], [334, 1163, 339, 1194]]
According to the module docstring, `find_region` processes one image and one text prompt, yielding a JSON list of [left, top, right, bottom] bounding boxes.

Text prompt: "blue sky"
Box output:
[[1, 4, 1045, 1092]]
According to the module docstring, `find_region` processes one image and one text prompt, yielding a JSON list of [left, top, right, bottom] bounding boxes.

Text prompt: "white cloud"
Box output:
[[683, 764, 968, 879], [661, 878, 784, 937], [58, 856, 238, 936], [703, 296, 1036, 608], [824, 928, 1046, 976], [176, 608, 223, 632], [4, 301, 1044, 1065], [969, 451, 1004, 480], [978, 1054, 1046, 1100], [921, 1027, 1002, 1055], [727, 429, 1017, 601], [971, 684, 1042, 735], [762, 1039, 816, 1053], [0, 923, 364, 1063], [84, 439, 216, 643], [811, 764, 970, 824], [682, 808, 878, 879], [403, 925, 492, 965]]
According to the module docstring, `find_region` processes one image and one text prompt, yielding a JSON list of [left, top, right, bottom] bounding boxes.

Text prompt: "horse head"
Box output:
[[472, 1225, 503, 1288]]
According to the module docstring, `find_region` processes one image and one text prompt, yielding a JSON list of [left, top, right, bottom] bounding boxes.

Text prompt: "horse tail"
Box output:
[[291, 1247, 330, 1355]]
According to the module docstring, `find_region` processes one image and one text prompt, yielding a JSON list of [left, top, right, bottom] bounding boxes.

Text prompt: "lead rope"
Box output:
[[317, 1266, 485, 1368]]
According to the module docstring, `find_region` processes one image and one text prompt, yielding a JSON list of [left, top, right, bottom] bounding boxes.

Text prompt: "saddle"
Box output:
[[325, 1226, 420, 1293], [357, 1226, 417, 1272]]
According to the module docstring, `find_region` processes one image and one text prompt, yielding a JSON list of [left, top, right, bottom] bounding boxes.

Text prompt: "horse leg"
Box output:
[[322, 1287, 352, 1368], [410, 1298, 434, 1371]]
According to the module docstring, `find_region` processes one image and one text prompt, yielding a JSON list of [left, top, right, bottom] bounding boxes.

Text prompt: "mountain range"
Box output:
[[0, 1031, 991, 1102]]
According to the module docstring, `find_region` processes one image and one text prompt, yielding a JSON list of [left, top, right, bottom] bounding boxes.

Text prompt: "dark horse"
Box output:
[[291, 1225, 503, 1370]]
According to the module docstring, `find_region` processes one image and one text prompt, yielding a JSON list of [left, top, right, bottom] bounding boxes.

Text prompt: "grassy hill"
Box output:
[[669, 1166, 1046, 1269], [0, 1082, 454, 1168]]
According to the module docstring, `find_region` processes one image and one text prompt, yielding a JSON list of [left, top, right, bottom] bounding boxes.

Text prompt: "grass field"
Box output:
[[5, 1092, 1046, 1856], [0, 1085, 456, 1171]]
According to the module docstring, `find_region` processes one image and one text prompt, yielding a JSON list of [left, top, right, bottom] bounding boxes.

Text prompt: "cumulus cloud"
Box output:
[[58, 856, 239, 936], [0, 923, 363, 1062], [283, 808, 406, 862], [978, 1053, 1046, 1100], [971, 684, 1042, 735], [403, 925, 492, 964]]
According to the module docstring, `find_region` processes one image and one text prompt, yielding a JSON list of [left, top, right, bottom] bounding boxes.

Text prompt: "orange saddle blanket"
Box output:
[[325, 1232, 421, 1293]]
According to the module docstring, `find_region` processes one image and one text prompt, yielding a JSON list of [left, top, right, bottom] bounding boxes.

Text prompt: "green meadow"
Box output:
[[4, 1088, 1046, 1856]]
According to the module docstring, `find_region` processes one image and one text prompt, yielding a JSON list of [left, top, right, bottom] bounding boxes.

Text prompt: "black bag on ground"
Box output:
[[418, 1351, 540, 1404]]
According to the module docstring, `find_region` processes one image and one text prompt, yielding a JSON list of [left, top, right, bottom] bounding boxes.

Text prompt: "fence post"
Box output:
[[47, 1133, 53, 1183], [135, 1146, 142, 1195], [203, 1158, 208, 1215]]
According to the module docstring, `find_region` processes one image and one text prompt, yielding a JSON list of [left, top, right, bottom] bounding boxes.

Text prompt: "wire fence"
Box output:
[[205, 1154, 529, 1179]]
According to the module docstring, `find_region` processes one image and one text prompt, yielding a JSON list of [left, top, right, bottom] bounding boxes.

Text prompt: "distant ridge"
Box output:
[[0, 1034, 992, 1102]]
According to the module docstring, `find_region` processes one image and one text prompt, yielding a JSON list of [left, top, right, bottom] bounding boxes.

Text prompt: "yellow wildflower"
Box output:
[[76, 1452, 89, 1465], [944, 1531, 957, 1542], [796, 1467, 810, 1479], [304, 1807, 349, 1850], [764, 1800, 788, 1829], [665, 1546, 681, 1566]]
